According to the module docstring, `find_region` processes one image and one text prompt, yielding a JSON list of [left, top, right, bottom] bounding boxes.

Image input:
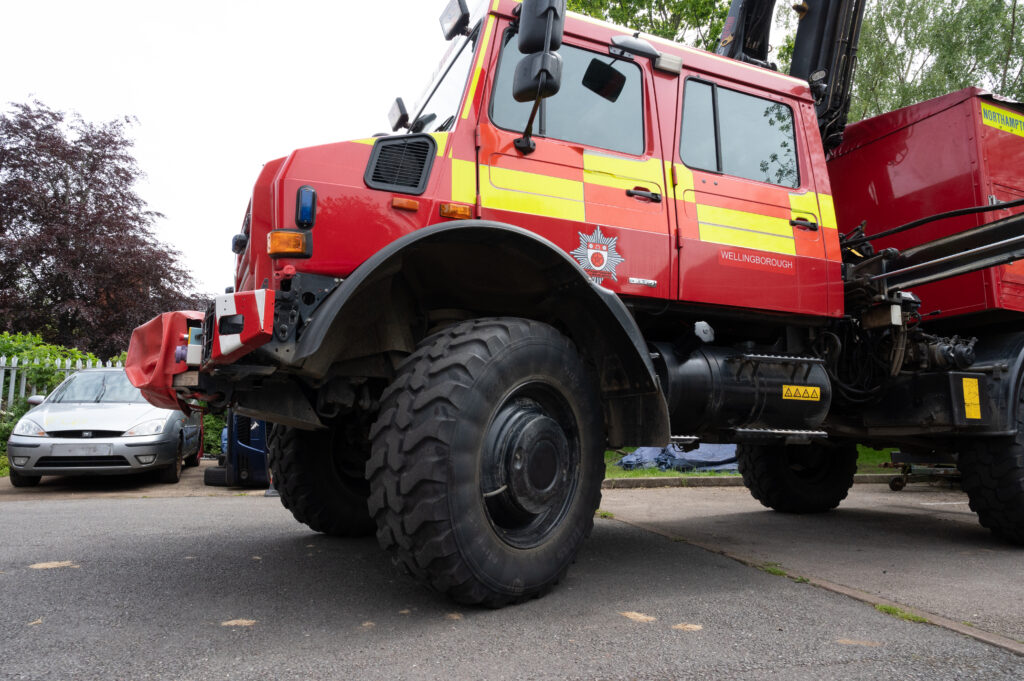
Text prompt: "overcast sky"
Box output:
[[1, 0, 457, 295]]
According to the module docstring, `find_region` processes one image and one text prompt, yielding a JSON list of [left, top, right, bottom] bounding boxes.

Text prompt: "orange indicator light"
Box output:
[[392, 197, 420, 211], [267, 230, 308, 257], [440, 203, 473, 220]]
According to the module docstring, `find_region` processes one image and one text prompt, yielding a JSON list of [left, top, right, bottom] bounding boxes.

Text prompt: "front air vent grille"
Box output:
[[364, 134, 437, 195], [47, 430, 122, 439], [37, 456, 130, 468]]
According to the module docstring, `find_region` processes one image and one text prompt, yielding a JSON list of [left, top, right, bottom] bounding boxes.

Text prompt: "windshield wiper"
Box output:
[[94, 377, 108, 403]]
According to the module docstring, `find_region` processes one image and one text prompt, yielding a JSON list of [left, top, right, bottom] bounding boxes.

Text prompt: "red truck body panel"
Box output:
[[828, 88, 1024, 320], [236, 2, 843, 322]]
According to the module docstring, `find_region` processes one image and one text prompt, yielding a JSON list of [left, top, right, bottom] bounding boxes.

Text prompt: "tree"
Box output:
[[0, 101, 202, 359], [568, 0, 729, 50], [850, 0, 1024, 122], [569, 0, 1023, 122]]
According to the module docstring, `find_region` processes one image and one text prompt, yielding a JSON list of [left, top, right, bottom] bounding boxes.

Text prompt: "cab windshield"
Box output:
[[48, 372, 147, 404], [408, 20, 480, 134]]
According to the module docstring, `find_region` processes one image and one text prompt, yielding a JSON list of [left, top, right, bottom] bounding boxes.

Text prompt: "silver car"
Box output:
[[6, 368, 202, 487]]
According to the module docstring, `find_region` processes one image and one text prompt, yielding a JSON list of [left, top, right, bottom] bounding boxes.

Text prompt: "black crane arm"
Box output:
[[715, 0, 778, 68]]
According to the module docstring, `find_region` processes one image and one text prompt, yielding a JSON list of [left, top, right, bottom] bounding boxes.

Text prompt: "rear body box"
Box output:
[[828, 88, 1024, 322]]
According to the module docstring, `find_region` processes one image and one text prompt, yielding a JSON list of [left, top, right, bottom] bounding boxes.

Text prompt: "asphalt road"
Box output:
[[600, 483, 1024, 648], [1, 476, 1022, 680]]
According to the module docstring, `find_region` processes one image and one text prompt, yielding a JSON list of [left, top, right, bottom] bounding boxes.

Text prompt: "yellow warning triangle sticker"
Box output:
[[784, 387, 793, 398]]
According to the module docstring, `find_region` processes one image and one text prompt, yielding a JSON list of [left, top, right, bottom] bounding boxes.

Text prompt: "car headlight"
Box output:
[[123, 419, 167, 436], [12, 418, 46, 437]]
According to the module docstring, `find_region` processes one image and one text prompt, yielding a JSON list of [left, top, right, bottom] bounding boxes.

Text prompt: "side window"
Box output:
[[491, 33, 644, 155], [680, 79, 799, 188]]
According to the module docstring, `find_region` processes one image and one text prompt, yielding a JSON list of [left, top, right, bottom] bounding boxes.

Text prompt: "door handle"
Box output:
[[790, 218, 818, 231], [626, 188, 662, 202]]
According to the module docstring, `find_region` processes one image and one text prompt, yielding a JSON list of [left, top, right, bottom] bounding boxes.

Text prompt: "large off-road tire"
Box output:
[[367, 318, 605, 607], [267, 420, 375, 537], [958, 396, 1024, 544], [9, 470, 42, 487], [737, 441, 858, 513]]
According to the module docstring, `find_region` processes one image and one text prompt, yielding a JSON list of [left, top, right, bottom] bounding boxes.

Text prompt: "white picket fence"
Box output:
[[0, 356, 124, 411]]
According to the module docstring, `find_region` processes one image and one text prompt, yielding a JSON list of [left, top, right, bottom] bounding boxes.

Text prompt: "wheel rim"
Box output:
[[480, 382, 581, 549]]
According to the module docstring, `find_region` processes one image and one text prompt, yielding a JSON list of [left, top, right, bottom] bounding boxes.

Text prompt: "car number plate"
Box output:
[[51, 443, 113, 456]]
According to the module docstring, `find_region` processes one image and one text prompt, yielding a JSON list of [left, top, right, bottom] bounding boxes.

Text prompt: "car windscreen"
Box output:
[[48, 372, 148, 404]]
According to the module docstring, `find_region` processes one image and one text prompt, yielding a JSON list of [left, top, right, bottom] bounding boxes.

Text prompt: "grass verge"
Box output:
[[856, 445, 895, 474], [875, 604, 928, 623]]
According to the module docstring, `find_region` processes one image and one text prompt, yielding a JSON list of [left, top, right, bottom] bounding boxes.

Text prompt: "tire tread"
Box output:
[[367, 317, 602, 606]]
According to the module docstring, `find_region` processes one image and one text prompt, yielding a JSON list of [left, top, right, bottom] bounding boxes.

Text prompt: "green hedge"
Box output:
[[1, 332, 106, 396]]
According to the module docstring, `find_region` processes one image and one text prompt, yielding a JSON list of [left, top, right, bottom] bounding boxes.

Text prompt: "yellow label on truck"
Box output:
[[962, 377, 982, 420], [980, 102, 1024, 139], [782, 385, 821, 401]]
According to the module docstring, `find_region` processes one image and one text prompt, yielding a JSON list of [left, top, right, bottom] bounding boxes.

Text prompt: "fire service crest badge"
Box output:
[[570, 226, 624, 282]]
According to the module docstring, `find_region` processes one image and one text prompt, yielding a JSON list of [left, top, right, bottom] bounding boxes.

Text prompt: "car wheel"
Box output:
[[184, 445, 201, 468], [367, 318, 604, 606], [9, 469, 42, 488], [158, 439, 183, 484]]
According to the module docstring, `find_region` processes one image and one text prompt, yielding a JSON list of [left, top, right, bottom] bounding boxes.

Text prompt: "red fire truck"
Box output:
[[127, 0, 1024, 605]]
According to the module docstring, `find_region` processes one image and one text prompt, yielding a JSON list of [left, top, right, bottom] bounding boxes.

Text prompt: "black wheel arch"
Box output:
[[287, 220, 669, 447]]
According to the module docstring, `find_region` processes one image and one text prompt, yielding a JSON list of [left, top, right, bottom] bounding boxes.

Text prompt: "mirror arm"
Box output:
[[514, 9, 556, 155], [514, 81, 544, 153]]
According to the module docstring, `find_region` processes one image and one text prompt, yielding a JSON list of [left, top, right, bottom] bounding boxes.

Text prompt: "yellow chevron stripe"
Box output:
[[817, 193, 838, 229], [428, 132, 450, 156], [461, 15, 497, 120], [481, 165, 585, 221], [699, 223, 797, 256], [582, 153, 664, 190], [697, 204, 793, 238], [451, 159, 476, 204], [671, 163, 695, 196], [788, 191, 818, 219]]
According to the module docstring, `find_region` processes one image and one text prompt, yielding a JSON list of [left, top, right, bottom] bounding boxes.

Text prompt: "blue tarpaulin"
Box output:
[[615, 443, 738, 472]]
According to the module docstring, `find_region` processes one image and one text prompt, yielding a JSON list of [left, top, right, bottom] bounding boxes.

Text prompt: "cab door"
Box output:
[[474, 24, 672, 299], [671, 76, 832, 316]]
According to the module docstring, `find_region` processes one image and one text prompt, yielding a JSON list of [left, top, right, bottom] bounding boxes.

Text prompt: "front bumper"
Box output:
[[126, 290, 276, 411], [6, 434, 179, 477]]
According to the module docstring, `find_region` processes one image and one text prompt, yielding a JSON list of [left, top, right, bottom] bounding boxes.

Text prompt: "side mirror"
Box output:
[[439, 0, 470, 41], [512, 0, 567, 153], [410, 113, 437, 133], [27, 395, 45, 406], [582, 59, 626, 102], [518, 0, 565, 54], [513, 52, 563, 102], [388, 97, 409, 132]]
